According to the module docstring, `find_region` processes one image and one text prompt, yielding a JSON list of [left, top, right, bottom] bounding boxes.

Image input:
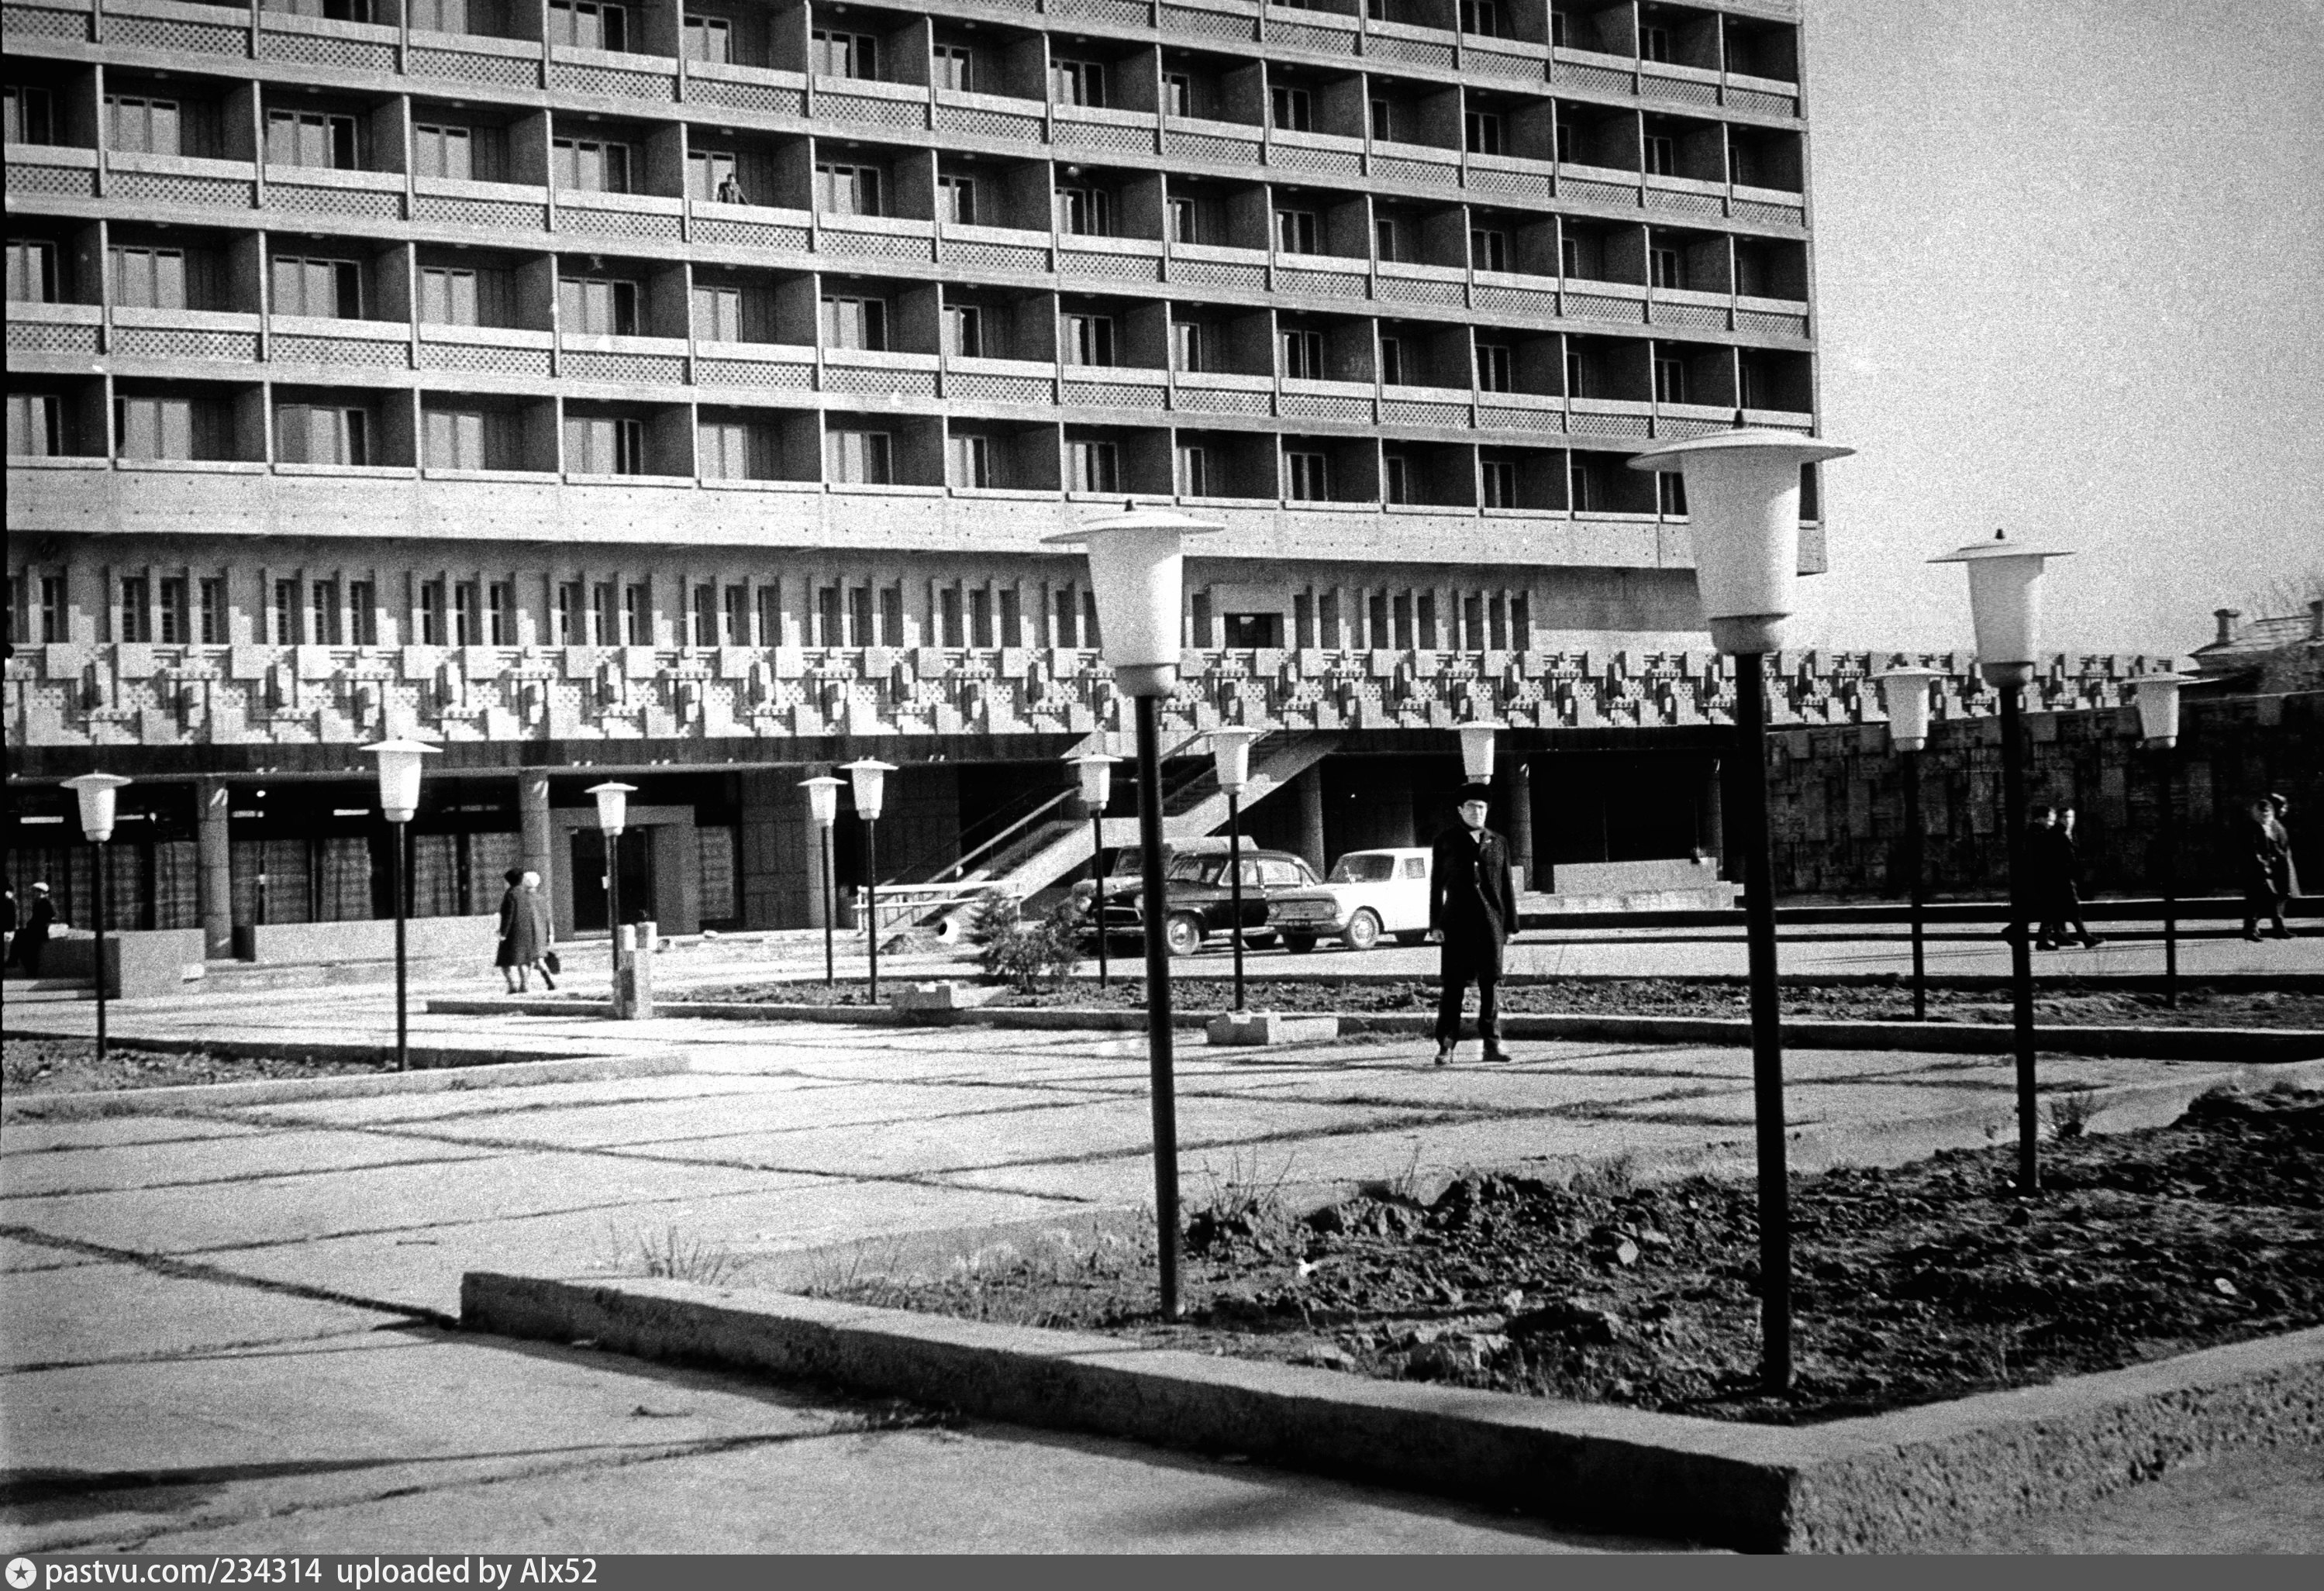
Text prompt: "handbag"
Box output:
[[543, 949, 561, 975]]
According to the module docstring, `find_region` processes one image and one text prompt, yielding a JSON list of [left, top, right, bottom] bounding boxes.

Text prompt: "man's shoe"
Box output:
[[1433, 1045, 1455, 1067], [2272, 926, 2295, 940], [2034, 938, 2057, 952], [2244, 929, 2265, 942], [2081, 935, 2105, 949], [1482, 1045, 1514, 1064]]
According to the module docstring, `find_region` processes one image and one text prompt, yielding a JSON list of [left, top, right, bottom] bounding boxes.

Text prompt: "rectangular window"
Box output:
[[198, 577, 227, 644], [271, 578, 298, 644], [1163, 73, 1194, 117], [1640, 25, 1673, 63], [591, 582, 616, 646], [855, 587, 880, 646], [564, 415, 644, 474], [1471, 228, 1509, 272], [682, 13, 730, 64], [810, 29, 876, 79], [1167, 197, 1198, 244], [266, 111, 359, 171], [1274, 208, 1318, 254], [1568, 456, 1594, 511], [813, 584, 842, 646], [1175, 444, 1207, 498], [1066, 439, 1118, 494], [936, 174, 977, 225], [1050, 59, 1106, 108], [1560, 235, 1581, 277], [5, 393, 60, 457], [936, 587, 963, 648], [942, 303, 982, 357], [109, 246, 187, 310], [5, 239, 57, 303], [548, 0, 627, 50], [555, 581, 583, 644], [1481, 458, 1516, 508], [419, 267, 479, 326], [449, 581, 478, 648], [933, 45, 974, 92], [424, 408, 487, 470], [303, 579, 338, 646], [722, 584, 750, 645], [1645, 135, 1677, 177], [1460, 0, 1499, 35], [687, 148, 737, 201], [1475, 343, 1512, 391], [484, 582, 512, 646], [814, 162, 881, 216], [876, 586, 905, 646], [1555, 117, 1575, 164], [5, 84, 54, 145], [756, 584, 781, 646], [39, 575, 65, 642], [819, 294, 887, 351], [1657, 471, 1688, 515], [411, 0, 470, 29], [693, 283, 743, 342], [1653, 354, 1688, 404], [998, 587, 1021, 645], [106, 96, 181, 157], [413, 124, 473, 180], [1052, 587, 1078, 648], [1062, 314, 1115, 367], [1285, 450, 1328, 501], [348, 579, 377, 646], [119, 577, 153, 644], [558, 276, 639, 336], [824, 429, 892, 485], [698, 419, 759, 479], [1650, 246, 1684, 290], [1373, 218, 1398, 263], [968, 587, 992, 648], [622, 582, 651, 646], [114, 395, 195, 460], [275, 404, 369, 466], [690, 584, 716, 648], [1378, 336, 1402, 387], [271, 256, 362, 319], [1280, 327, 1323, 379], [1054, 186, 1112, 236], [1171, 321, 1203, 373], [1369, 98, 1392, 140], [1464, 111, 1503, 156], [551, 138, 632, 194], [947, 432, 991, 488], [1271, 85, 1312, 132], [1383, 456, 1411, 506]]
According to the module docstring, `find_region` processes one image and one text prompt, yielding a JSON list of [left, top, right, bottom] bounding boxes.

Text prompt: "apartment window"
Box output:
[[812, 585, 841, 646], [1067, 439, 1119, 494], [565, 415, 645, 474], [1280, 326, 1323, 379], [877, 586, 903, 647], [1471, 227, 1509, 272], [40, 575, 67, 642], [942, 304, 982, 357], [1739, 361, 1768, 412], [948, 432, 991, 488], [1062, 313, 1115, 367], [591, 582, 617, 645], [1460, 0, 1499, 35], [114, 395, 194, 460], [6, 394, 60, 457], [937, 174, 977, 225], [1640, 24, 1673, 63], [720, 584, 749, 644], [824, 429, 892, 484], [1560, 235, 1581, 277], [1050, 59, 1106, 108], [309, 580, 342, 646], [814, 162, 881, 215], [548, 1, 626, 50], [1052, 587, 1079, 647], [1369, 98, 1391, 140], [109, 246, 186, 310], [967, 587, 991, 647], [755, 584, 781, 645], [1653, 354, 1688, 404], [5, 84, 53, 144], [933, 45, 974, 91], [118, 577, 152, 643], [682, 13, 730, 63], [270, 579, 298, 644], [936, 587, 964, 648], [199, 578, 227, 644], [1657, 471, 1688, 515], [1650, 245, 1684, 290], [553, 582, 584, 644], [1285, 450, 1329, 501], [1383, 456, 1411, 505], [419, 267, 478, 326], [410, 0, 469, 29], [1378, 337, 1402, 387], [622, 583, 651, 646], [810, 29, 876, 79], [1055, 185, 1111, 236], [1163, 72, 1194, 117], [690, 584, 717, 648], [1271, 85, 1312, 133], [447, 581, 480, 647], [105, 96, 181, 156], [559, 276, 639, 336], [820, 294, 887, 351], [687, 148, 739, 201], [1481, 458, 1516, 509], [1274, 208, 1319, 254], [1568, 456, 1595, 511], [1476, 343, 1512, 391], [424, 408, 486, 470], [1644, 135, 1677, 177], [1171, 321, 1203, 373], [1175, 444, 1207, 498], [276, 404, 370, 466], [412, 124, 473, 180], [271, 256, 362, 319], [1554, 116, 1576, 164], [6, 239, 57, 302], [266, 111, 358, 170], [1464, 111, 1503, 157], [348, 580, 377, 646], [1374, 218, 1398, 263], [693, 283, 743, 342], [1167, 197, 1198, 244], [554, 136, 633, 193]]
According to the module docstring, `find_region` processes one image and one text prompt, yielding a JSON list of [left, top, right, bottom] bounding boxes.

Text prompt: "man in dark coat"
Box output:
[[12, 882, 57, 976], [1429, 783, 1519, 1066]]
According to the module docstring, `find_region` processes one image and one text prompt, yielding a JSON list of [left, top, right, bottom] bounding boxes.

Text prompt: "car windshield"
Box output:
[[1329, 854, 1398, 883]]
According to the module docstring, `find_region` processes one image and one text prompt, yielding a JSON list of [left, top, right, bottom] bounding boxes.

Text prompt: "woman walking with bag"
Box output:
[[495, 867, 545, 993]]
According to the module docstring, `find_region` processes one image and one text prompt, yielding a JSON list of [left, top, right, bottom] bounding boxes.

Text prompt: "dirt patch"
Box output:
[[2, 1035, 383, 1096], [811, 1087, 2324, 1425]]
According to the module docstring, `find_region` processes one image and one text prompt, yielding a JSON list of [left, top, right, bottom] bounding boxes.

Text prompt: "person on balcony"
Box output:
[[1429, 783, 1518, 1066]]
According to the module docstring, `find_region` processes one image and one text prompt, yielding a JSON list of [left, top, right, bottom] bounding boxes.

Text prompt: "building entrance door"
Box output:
[[569, 828, 656, 934]]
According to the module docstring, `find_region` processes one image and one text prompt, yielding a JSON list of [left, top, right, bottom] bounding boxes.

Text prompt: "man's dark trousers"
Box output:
[[1429, 824, 1518, 1050]]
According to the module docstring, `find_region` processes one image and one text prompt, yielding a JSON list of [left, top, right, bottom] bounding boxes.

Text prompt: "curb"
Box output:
[[460, 1272, 2324, 1553], [2, 1049, 691, 1121]]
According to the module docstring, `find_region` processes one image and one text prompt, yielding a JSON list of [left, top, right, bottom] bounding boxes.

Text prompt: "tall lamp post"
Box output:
[[1457, 721, 1502, 787], [1632, 427, 1854, 1396], [362, 739, 439, 1072], [801, 775, 842, 987], [586, 781, 637, 1016], [2133, 673, 2198, 1009], [1208, 728, 1262, 1012], [1933, 529, 2071, 1198], [1068, 752, 1120, 988], [841, 759, 896, 1003], [1046, 505, 1221, 1321], [1874, 668, 1944, 1021], [61, 773, 132, 1065]]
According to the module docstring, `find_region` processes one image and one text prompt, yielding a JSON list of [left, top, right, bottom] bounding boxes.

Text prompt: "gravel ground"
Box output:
[[813, 1087, 2324, 1426], [2, 1035, 384, 1096]]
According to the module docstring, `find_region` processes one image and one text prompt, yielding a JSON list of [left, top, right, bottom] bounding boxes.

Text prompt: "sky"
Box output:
[[1794, 0, 2324, 656]]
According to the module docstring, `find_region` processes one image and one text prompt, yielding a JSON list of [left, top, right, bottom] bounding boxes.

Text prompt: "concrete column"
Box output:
[[519, 773, 553, 890], [197, 778, 233, 957], [1296, 763, 1328, 873], [1509, 759, 1536, 891], [1703, 756, 1727, 877]]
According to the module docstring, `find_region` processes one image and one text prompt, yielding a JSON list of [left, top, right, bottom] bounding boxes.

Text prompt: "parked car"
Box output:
[[1096, 847, 1322, 956], [1265, 847, 1434, 952]]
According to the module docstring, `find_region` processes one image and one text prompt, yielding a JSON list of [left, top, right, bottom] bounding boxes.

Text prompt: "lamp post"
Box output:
[[585, 781, 637, 1016], [841, 759, 896, 1003], [1933, 529, 2071, 1198], [1632, 426, 1854, 1396], [1875, 668, 1945, 1021], [1068, 752, 1120, 988], [1208, 728, 1262, 1011], [800, 775, 842, 987], [1457, 720, 1502, 785], [1046, 505, 1222, 1321], [61, 773, 132, 1064], [362, 739, 439, 1072], [2133, 674, 2197, 1009]]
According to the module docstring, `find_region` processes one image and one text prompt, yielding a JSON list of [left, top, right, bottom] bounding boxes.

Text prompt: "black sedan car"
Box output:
[[1096, 848, 1322, 956]]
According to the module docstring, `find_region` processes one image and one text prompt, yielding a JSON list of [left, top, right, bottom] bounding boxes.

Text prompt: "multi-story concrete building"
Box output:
[[5, 0, 1832, 952]]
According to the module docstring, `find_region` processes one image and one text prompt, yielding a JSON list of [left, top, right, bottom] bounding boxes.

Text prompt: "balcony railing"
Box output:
[[933, 86, 1046, 144], [5, 299, 103, 360], [1053, 104, 1160, 158], [412, 174, 550, 235], [559, 330, 689, 387], [265, 164, 405, 223], [822, 346, 941, 401], [549, 43, 679, 105], [105, 150, 258, 212], [684, 58, 810, 119], [940, 222, 1053, 276], [109, 305, 264, 364], [270, 312, 409, 370], [3, 140, 97, 199], [690, 198, 813, 253], [819, 212, 937, 265], [418, 322, 555, 381], [691, 338, 815, 391], [257, 11, 399, 75], [553, 188, 684, 244], [945, 353, 1058, 406]]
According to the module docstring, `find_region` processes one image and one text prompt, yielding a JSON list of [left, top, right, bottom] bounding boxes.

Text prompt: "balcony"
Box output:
[[691, 338, 815, 393], [1567, 395, 1657, 439], [1279, 375, 1374, 425], [818, 212, 936, 266], [105, 0, 248, 62], [1467, 150, 1554, 203], [1735, 293, 1811, 339], [1054, 105, 1160, 159], [1730, 181, 1808, 229], [1726, 70, 1803, 119], [940, 222, 1053, 277], [821, 346, 940, 401], [812, 75, 928, 136], [1557, 160, 1642, 210], [1644, 172, 1728, 222], [406, 27, 542, 91], [6, 300, 103, 360], [1367, 139, 1460, 190], [264, 164, 406, 224], [106, 150, 258, 214], [690, 198, 812, 254], [1374, 260, 1467, 310], [549, 43, 678, 105], [1560, 277, 1648, 324], [271, 312, 410, 372], [1268, 126, 1364, 181], [1165, 239, 1268, 294], [558, 330, 688, 387], [1271, 251, 1370, 302], [257, 12, 400, 77], [1553, 44, 1637, 98], [1157, 0, 1261, 46], [1656, 398, 1743, 439], [1362, 19, 1457, 72], [1379, 382, 1474, 429], [2, 0, 92, 47], [945, 354, 1057, 408], [1471, 267, 1560, 317], [109, 305, 263, 365], [1463, 35, 1551, 86], [1058, 234, 1165, 286], [933, 87, 1046, 145], [554, 188, 684, 245], [1647, 284, 1734, 332], [1475, 389, 1565, 434], [1060, 364, 1168, 412], [683, 58, 810, 119], [1639, 60, 1722, 112], [1164, 115, 1263, 167], [1265, 6, 1359, 58], [413, 174, 551, 236], [416, 322, 555, 381], [1171, 369, 1273, 417]]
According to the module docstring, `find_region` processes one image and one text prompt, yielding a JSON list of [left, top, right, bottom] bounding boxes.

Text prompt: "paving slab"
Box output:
[[0, 1233, 107, 1272], [0, 1116, 267, 1154], [0, 1127, 503, 1200], [2, 1257, 402, 1370], [214, 1073, 811, 1130]]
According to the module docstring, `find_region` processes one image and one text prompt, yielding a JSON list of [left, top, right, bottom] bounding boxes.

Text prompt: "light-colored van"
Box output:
[[1264, 847, 1434, 952]]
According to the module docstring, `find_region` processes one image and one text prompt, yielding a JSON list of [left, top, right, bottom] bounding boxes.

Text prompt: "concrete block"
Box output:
[[1205, 1011, 1340, 1047]]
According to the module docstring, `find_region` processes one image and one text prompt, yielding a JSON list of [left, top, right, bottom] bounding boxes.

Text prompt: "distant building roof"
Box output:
[[2192, 601, 2324, 684]]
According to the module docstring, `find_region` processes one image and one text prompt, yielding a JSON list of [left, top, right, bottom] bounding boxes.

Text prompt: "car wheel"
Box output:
[[1164, 914, 1204, 957], [1249, 931, 1280, 949], [1283, 934, 1317, 954], [1392, 931, 1429, 948], [1344, 909, 1382, 952]]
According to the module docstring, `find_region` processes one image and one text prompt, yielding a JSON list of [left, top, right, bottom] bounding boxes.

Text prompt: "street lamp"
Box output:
[[1208, 728, 1262, 1012], [362, 739, 439, 1071], [1457, 720, 1502, 783], [1632, 426, 1854, 1396], [1875, 666, 1946, 1021], [841, 759, 896, 1003], [585, 781, 637, 1017], [2133, 673, 2199, 1008], [61, 773, 132, 1065], [1067, 752, 1119, 989], [1046, 504, 1221, 1321], [1932, 529, 2072, 1198], [801, 774, 843, 987]]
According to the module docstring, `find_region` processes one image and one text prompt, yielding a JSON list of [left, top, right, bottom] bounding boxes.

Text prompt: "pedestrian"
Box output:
[[2029, 804, 2102, 951], [2267, 793, 2301, 928], [715, 173, 747, 205], [2243, 797, 2293, 941], [494, 867, 535, 993], [12, 881, 57, 977], [519, 869, 557, 990], [1428, 782, 1519, 1066], [1, 879, 15, 969]]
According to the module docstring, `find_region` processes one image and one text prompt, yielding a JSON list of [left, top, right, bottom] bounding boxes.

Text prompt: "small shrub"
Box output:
[[2042, 1087, 2103, 1141], [627, 1224, 747, 1286], [975, 894, 1085, 994]]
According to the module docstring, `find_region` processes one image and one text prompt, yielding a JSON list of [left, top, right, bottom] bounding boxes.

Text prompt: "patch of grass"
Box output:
[[620, 1224, 750, 1286]]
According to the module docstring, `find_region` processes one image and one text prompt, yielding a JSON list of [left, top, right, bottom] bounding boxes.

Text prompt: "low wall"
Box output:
[[230, 913, 500, 967], [34, 928, 207, 998]]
